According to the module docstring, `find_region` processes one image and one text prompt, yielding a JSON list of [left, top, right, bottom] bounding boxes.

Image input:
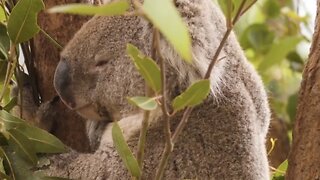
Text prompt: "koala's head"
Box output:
[[54, 15, 147, 121]]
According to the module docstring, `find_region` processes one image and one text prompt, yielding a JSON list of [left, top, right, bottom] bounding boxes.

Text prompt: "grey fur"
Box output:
[[51, 0, 271, 179]]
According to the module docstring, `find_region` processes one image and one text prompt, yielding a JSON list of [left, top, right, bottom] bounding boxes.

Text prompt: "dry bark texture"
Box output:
[[286, 0, 320, 179], [33, 0, 92, 152]]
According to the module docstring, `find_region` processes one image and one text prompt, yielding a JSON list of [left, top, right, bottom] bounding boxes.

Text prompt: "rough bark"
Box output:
[[33, 0, 92, 152], [286, 0, 320, 179]]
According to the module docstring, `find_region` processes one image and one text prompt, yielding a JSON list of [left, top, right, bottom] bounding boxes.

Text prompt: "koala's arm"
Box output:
[[44, 113, 145, 179], [11, 82, 57, 132]]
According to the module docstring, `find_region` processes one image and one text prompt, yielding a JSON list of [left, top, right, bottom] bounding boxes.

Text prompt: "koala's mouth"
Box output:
[[72, 102, 112, 122]]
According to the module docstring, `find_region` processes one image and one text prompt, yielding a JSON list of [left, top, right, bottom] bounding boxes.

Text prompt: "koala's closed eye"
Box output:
[[94, 53, 112, 67], [95, 60, 110, 67]]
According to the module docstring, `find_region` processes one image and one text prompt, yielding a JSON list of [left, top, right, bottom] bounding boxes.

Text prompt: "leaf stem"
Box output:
[[0, 43, 17, 102], [136, 28, 161, 176], [153, 28, 173, 180], [40, 28, 63, 49], [205, 0, 247, 79], [136, 109, 150, 169]]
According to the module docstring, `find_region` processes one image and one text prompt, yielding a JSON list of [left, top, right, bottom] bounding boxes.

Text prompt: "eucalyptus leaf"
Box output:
[[7, 129, 37, 164], [48, 0, 129, 16], [0, 133, 8, 146], [18, 125, 66, 153], [172, 80, 210, 111], [0, 6, 5, 22], [0, 158, 6, 175], [0, 24, 9, 60], [3, 97, 18, 111], [128, 96, 158, 111], [0, 110, 25, 130], [112, 122, 141, 178], [0, 61, 8, 83], [7, 0, 44, 43], [217, 0, 232, 26], [127, 44, 161, 93], [0, 111, 65, 153], [271, 159, 288, 179], [1, 147, 41, 180], [240, 24, 275, 53], [287, 93, 298, 122], [142, 0, 192, 62], [258, 37, 302, 72], [218, 0, 256, 22], [0, 148, 14, 179]]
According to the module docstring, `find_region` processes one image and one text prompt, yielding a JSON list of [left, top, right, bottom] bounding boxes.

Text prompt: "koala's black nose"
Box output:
[[54, 59, 76, 109]]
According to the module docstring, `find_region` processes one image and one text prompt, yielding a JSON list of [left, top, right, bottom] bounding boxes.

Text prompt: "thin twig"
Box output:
[[205, 0, 247, 79], [204, 29, 232, 79], [154, 29, 173, 180]]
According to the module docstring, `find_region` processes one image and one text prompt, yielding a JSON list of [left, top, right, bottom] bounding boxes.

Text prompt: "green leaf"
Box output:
[[263, 0, 281, 18], [0, 62, 8, 83], [172, 80, 210, 111], [0, 110, 25, 130], [7, 129, 37, 164], [142, 0, 192, 62], [217, 0, 232, 26], [271, 159, 288, 179], [287, 93, 298, 122], [240, 24, 275, 53], [0, 133, 8, 146], [128, 96, 158, 111], [0, 6, 5, 23], [7, 0, 44, 43], [18, 125, 66, 153], [218, 0, 256, 22], [0, 24, 10, 60], [0, 158, 6, 175], [0, 111, 65, 153], [258, 37, 302, 72], [3, 97, 17, 111], [0, 148, 14, 179], [112, 122, 141, 178], [127, 44, 161, 92], [48, 0, 129, 16], [0, 147, 41, 180]]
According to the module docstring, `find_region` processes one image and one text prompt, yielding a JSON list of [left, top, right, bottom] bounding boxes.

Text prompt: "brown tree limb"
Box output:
[[286, 0, 320, 179]]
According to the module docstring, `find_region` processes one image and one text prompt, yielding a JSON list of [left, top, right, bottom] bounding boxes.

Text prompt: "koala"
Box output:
[[51, 0, 271, 179]]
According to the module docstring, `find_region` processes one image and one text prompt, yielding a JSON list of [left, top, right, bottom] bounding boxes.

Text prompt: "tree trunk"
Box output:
[[286, 0, 320, 179], [33, 0, 92, 152]]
